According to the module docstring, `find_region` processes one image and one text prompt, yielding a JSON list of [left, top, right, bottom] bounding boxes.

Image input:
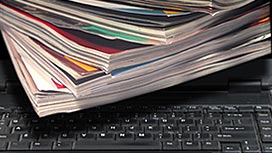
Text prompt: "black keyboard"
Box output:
[[0, 105, 272, 152]]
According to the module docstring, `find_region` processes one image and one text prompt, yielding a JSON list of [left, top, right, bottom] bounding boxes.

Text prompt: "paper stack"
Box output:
[[0, 0, 271, 117]]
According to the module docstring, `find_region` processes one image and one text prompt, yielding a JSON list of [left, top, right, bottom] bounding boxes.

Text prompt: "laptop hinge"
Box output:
[[228, 80, 262, 93]]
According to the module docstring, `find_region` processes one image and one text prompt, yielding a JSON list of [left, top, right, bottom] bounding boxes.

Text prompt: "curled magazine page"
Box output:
[[0, 0, 270, 117]]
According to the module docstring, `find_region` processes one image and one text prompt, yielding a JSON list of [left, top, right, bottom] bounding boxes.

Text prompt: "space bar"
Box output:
[[74, 141, 162, 150]]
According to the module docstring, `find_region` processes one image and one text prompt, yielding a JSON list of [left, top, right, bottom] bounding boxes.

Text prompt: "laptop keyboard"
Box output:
[[0, 105, 272, 152]]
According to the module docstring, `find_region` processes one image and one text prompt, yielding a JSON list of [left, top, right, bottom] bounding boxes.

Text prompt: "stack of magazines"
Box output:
[[0, 0, 271, 117]]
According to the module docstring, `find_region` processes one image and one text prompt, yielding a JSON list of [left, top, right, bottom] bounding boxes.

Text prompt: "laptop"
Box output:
[[0, 33, 271, 153]]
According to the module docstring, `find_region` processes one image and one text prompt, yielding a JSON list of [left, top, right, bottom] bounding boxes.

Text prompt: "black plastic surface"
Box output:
[[171, 58, 272, 91]]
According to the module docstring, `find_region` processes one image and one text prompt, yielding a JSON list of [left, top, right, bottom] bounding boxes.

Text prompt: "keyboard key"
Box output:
[[187, 106, 202, 112], [141, 118, 158, 125], [168, 112, 184, 118], [175, 133, 192, 141], [97, 132, 115, 141], [88, 124, 105, 133], [239, 106, 254, 112], [58, 132, 76, 141], [126, 125, 142, 133], [117, 132, 134, 141], [241, 140, 259, 146], [221, 126, 255, 133], [215, 119, 232, 126], [122, 118, 138, 125], [0, 141, 7, 151], [39, 133, 58, 141], [164, 125, 180, 133], [202, 141, 220, 150], [183, 126, 200, 133], [203, 126, 219, 133], [30, 141, 52, 150], [257, 112, 272, 119], [8, 141, 30, 150], [53, 141, 73, 150], [242, 145, 261, 153], [0, 126, 8, 133], [179, 118, 195, 126], [69, 125, 86, 132], [145, 125, 162, 133], [222, 143, 241, 153], [77, 132, 95, 141], [223, 106, 239, 113], [223, 113, 252, 119], [213, 133, 256, 141], [150, 113, 167, 119], [172, 106, 187, 112], [19, 133, 38, 142], [159, 118, 175, 125], [9, 119, 25, 126], [206, 106, 223, 113], [50, 125, 65, 133], [162, 141, 181, 150], [194, 133, 211, 140], [262, 143, 272, 153], [1, 112, 17, 119], [196, 119, 213, 125], [234, 119, 254, 126], [260, 126, 272, 133], [182, 141, 201, 150], [258, 119, 272, 126], [261, 134, 272, 142], [73, 141, 161, 150], [11, 126, 28, 134], [154, 133, 173, 141], [104, 118, 119, 125], [205, 112, 222, 119], [31, 125, 44, 132], [255, 106, 270, 112], [136, 132, 153, 141], [186, 112, 203, 119], [29, 119, 40, 125], [0, 120, 9, 126], [0, 134, 18, 141], [131, 113, 148, 118]]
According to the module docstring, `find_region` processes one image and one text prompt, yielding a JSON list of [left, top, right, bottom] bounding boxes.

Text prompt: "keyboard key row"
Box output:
[[0, 132, 260, 143], [4, 140, 271, 152], [4, 119, 258, 133], [3, 105, 271, 118]]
